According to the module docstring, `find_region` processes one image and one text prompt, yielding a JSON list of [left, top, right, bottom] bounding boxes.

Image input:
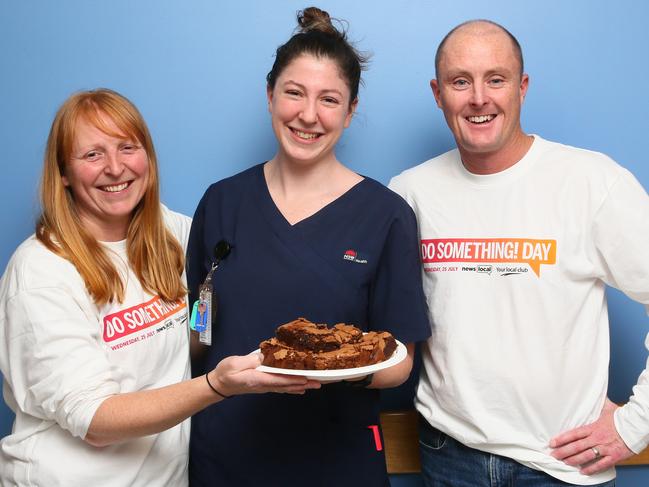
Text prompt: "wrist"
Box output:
[[205, 371, 232, 399]]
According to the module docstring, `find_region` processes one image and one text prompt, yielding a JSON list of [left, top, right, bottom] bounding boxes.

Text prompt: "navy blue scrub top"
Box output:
[[187, 163, 430, 487]]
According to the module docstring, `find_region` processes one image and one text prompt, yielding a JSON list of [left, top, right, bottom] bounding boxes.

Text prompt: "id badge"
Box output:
[[196, 282, 213, 345], [190, 271, 214, 344], [190, 285, 212, 332], [189, 240, 231, 346]]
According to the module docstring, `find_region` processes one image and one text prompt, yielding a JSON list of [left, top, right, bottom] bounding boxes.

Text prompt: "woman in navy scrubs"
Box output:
[[187, 7, 431, 486]]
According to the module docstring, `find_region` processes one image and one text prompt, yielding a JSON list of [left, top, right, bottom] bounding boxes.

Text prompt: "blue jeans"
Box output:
[[418, 417, 615, 487]]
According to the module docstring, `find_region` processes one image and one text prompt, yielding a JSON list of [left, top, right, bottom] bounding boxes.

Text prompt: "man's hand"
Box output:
[[549, 398, 634, 475]]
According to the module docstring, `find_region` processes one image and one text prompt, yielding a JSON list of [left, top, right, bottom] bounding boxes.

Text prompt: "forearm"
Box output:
[[86, 373, 219, 447], [86, 353, 319, 446], [614, 360, 649, 453], [369, 343, 415, 389]]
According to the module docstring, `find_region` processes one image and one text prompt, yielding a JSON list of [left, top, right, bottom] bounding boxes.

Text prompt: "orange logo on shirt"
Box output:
[[420, 238, 557, 276]]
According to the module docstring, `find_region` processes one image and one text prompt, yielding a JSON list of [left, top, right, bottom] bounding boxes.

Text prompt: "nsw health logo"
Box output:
[[343, 249, 368, 264]]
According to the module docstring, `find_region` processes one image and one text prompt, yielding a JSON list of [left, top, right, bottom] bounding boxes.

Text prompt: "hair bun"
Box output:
[[297, 6, 342, 38]]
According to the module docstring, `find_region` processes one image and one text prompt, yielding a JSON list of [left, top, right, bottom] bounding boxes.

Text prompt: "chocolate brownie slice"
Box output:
[[259, 319, 398, 370], [276, 317, 361, 352]]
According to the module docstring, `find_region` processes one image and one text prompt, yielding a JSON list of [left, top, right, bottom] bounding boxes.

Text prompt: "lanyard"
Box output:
[[189, 240, 232, 345]]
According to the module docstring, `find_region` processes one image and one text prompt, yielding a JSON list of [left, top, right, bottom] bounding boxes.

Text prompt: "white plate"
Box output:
[[255, 339, 407, 381]]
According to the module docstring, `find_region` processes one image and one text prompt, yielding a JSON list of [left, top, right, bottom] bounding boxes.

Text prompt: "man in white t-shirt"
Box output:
[[389, 19, 649, 486]]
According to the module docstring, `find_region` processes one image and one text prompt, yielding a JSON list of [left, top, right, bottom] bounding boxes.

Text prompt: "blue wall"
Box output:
[[1, 1, 647, 484]]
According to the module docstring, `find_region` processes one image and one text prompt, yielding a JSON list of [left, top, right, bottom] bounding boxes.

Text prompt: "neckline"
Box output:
[[100, 238, 128, 254], [255, 163, 368, 228], [453, 135, 542, 187]]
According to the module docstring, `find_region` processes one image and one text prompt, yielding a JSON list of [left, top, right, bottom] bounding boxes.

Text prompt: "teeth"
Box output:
[[293, 129, 319, 140], [102, 182, 128, 192], [467, 115, 495, 123]]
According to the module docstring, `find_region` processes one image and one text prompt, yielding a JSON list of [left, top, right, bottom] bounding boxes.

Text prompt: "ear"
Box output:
[[430, 79, 443, 108], [519, 73, 530, 103], [61, 173, 70, 187], [344, 98, 359, 128], [266, 85, 274, 113]]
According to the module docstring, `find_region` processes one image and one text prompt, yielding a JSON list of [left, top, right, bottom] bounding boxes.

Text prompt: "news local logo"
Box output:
[[420, 238, 557, 277], [343, 249, 368, 264]]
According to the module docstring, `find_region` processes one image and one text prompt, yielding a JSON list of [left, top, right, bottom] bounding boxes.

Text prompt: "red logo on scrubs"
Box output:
[[343, 249, 368, 264]]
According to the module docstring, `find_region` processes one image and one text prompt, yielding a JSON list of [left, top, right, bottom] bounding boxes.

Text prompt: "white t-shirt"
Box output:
[[0, 206, 192, 486], [389, 136, 649, 485]]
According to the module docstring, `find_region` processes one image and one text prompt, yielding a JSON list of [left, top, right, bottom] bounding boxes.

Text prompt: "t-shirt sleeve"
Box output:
[[2, 258, 122, 439], [590, 168, 649, 453], [368, 200, 431, 344], [161, 204, 192, 253]]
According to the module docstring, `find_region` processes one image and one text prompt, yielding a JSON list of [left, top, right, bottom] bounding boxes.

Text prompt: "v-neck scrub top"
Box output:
[[186, 164, 430, 486]]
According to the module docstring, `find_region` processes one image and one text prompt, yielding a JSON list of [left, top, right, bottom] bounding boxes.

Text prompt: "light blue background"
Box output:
[[1, 1, 647, 485]]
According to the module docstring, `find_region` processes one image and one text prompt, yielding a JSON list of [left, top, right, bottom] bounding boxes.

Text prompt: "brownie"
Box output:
[[259, 318, 397, 370], [275, 318, 362, 352]]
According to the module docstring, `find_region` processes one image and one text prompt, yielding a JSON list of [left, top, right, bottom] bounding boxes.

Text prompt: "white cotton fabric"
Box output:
[[0, 206, 192, 486], [389, 136, 649, 485]]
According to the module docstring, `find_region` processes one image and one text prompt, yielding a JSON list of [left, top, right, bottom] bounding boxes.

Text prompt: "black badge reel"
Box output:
[[190, 240, 232, 345]]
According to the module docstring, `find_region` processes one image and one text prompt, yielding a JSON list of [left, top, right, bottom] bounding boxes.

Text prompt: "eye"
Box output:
[[452, 79, 470, 89], [321, 96, 340, 105], [120, 143, 139, 154], [488, 77, 505, 87], [84, 150, 103, 162], [285, 89, 301, 97]]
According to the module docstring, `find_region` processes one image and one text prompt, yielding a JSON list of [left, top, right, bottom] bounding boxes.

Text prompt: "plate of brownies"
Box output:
[[255, 317, 407, 381]]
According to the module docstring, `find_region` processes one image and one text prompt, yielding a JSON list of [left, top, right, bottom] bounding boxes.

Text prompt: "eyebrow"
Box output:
[[283, 79, 344, 97], [443, 66, 515, 79]]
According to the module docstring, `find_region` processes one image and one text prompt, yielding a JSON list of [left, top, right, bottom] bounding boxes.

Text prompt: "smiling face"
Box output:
[[62, 114, 149, 241], [267, 54, 357, 167], [431, 24, 530, 172]]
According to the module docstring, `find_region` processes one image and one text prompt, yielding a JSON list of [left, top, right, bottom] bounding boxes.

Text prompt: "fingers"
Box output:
[[253, 371, 321, 389], [579, 439, 633, 475], [550, 425, 590, 449], [550, 408, 636, 476], [281, 382, 320, 393], [212, 354, 323, 397], [256, 378, 322, 395], [581, 455, 615, 475], [559, 444, 604, 467], [550, 435, 593, 460]]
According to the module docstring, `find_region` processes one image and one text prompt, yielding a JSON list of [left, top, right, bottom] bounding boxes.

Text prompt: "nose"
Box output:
[[298, 98, 318, 124], [469, 83, 488, 107], [103, 150, 125, 175]]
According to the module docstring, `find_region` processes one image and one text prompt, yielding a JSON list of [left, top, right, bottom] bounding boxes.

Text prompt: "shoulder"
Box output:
[[201, 164, 262, 202], [530, 136, 641, 206], [389, 149, 459, 196], [192, 165, 263, 229], [357, 178, 419, 231], [534, 136, 625, 179], [8, 236, 76, 277], [160, 204, 192, 248], [361, 177, 413, 212], [0, 235, 84, 301]]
